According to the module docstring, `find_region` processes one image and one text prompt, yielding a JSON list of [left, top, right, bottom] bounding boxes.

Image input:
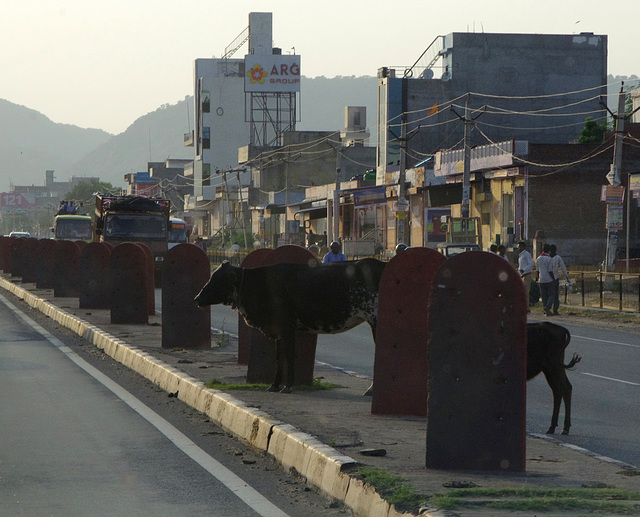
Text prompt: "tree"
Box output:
[[578, 117, 609, 144], [64, 178, 116, 209]]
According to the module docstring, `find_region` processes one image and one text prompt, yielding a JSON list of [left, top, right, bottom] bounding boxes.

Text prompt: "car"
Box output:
[[8, 231, 31, 238], [436, 242, 480, 257]]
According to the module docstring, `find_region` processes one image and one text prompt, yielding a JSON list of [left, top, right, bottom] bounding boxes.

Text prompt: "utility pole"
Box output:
[[388, 111, 420, 246], [451, 95, 485, 239], [396, 113, 409, 245], [236, 169, 248, 249], [601, 85, 633, 271], [334, 156, 341, 245]]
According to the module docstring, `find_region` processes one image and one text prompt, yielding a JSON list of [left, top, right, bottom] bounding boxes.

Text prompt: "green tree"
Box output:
[[64, 178, 116, 209], [578, 117, 609, 144]]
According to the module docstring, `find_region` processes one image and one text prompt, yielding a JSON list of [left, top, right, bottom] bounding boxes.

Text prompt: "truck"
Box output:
[[93, 194, 170, 271], [52, 214, 93, 242]]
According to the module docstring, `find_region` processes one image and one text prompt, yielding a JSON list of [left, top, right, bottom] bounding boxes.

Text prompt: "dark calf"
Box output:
[[527, 321, 581, 435]]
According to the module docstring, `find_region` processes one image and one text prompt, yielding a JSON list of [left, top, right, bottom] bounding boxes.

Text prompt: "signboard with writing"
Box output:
[[1, 192, 35, 213], [600, 185, 625, 203], [244, 54, 301, 93], [353, 186, 386, 208], [630, 173, 640, 199], [606, 204, 623, 230]]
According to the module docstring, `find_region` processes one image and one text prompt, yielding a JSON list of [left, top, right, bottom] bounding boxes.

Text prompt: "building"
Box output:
[[377, 32, 608, 183], [632, 86, 640, 123], [395, 130, 640, 265], [184, 12, 299, 240]]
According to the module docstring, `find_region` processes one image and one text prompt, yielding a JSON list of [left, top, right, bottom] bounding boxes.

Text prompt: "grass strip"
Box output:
[[430, 487, 640, 515], [354, 467, 425, 514], [204, 378, 341, 391]]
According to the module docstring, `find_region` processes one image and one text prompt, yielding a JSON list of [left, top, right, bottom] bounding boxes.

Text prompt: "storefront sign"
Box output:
[[353, 186, 387, 208]]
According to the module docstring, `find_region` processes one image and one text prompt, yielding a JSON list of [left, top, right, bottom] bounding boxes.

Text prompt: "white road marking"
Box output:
[[581, 372, 640, 386], [1, 293, 290, 517], [573, 334, 640, 349]]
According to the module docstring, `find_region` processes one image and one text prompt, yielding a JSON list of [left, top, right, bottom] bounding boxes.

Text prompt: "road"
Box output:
[[200, 299, 640, 469], [0, 294, 344, 516]]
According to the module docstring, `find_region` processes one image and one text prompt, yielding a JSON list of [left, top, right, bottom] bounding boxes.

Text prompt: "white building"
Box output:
[[184, 12, 300, 238]]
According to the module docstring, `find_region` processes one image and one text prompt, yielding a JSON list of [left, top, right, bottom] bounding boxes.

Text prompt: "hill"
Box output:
[[0, 76, 379, 193], [0, 99, 111, 192], [65, 98, 195, 188]]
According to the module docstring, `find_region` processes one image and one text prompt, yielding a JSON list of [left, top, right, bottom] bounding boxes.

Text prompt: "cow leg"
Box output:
[[266, 339, 284, 392], [560, 375, 573, 435], [280, 331, 296, 394], [543, 370, 563, 434]]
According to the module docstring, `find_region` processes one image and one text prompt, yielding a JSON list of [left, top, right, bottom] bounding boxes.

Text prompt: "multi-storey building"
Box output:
[[377, 32, 609, 181]]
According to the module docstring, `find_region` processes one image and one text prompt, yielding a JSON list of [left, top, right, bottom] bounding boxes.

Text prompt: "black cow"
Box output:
[[195, 259, 386, 393], [527, 321, 582, 435]]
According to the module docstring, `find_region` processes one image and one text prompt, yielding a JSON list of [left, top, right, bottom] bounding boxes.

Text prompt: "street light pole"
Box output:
[[334, 165, 340, 244]]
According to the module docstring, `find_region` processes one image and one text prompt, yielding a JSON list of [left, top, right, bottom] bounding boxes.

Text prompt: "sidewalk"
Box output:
[[2, 275, 639, 517]]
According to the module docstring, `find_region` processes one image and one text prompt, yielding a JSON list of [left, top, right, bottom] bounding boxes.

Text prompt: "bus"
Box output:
[[168, 217, 189, 249], [52, 214, 93, 242]]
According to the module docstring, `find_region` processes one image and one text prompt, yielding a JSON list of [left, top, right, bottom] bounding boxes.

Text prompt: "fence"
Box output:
[[562, 271, 640, 313]]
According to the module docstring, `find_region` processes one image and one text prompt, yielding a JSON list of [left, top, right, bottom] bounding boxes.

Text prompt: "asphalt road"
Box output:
[[0, 294, 345, 516], [201, 299, 640, 469]]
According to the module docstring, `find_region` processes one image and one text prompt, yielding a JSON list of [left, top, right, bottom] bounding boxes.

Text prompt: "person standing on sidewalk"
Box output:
[[517, 241, 533, 311], [536, 243, 556, 316], [322, 241, 347, 263], [549, 244, 570, 315]]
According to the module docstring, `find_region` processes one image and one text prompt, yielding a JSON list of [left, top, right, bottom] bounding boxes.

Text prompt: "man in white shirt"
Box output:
[[517, 241, 533, 312], [536, 243, 556, 317], [549, 244, 570, 315]]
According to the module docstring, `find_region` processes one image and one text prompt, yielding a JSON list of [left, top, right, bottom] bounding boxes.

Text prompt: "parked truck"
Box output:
[[93, 194, 170, 271]]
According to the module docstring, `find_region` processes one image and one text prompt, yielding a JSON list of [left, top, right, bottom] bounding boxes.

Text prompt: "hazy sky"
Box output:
[[1, 0, 638, 135]]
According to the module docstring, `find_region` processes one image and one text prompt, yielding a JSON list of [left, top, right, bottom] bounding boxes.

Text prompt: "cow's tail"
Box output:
[[565, 353, 582, 370], [561, 327, 581, 370]]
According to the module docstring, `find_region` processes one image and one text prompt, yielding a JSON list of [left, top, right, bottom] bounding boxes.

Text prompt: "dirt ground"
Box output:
[[19, 285, 640, 516]]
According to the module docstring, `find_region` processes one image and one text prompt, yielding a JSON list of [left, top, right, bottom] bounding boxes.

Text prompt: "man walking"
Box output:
[[517, 241, 533, 312], [549, 244, 570, 315], [536, 243, 556, 317]]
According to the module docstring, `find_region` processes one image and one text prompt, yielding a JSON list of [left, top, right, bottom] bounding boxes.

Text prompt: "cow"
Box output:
[[527, 321, 581, 435], [194, 258, 386, 393]]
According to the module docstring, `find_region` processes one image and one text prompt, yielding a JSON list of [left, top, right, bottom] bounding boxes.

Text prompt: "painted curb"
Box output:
[[0, 277, 416, 517]]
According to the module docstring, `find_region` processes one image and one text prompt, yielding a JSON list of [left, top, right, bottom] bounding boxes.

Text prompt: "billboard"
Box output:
[[244, 54, 301, 93], [1, 192, 35, 213]]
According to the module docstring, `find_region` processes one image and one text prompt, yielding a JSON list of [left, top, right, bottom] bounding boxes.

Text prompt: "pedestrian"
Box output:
[[536, 243, 556, 317], [490, 244, 498, 253], [395, 243, 408, 255], [497, 244, 509, 261], [322, 241, 347, 263], [194, 236, 206, 251], [517, 241, 533, 312], [549, 244, 570, 315]]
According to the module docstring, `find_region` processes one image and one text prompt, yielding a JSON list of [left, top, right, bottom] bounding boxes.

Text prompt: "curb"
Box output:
[[0, 277, 416, 517]]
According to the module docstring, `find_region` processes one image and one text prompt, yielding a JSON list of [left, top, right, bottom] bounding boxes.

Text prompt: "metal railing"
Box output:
[[563, 271, 640, 313]]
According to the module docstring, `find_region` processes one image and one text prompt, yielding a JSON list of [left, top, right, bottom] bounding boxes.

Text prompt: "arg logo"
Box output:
[[246, 60, 301, 90]]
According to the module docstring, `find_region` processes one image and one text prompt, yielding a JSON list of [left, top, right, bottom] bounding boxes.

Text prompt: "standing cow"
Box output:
[[527, 321, 581, 435], [195, 259, 386, 393]]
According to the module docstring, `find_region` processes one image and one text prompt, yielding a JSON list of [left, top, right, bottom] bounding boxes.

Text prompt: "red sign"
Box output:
[[1, 192, 35, 211]]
